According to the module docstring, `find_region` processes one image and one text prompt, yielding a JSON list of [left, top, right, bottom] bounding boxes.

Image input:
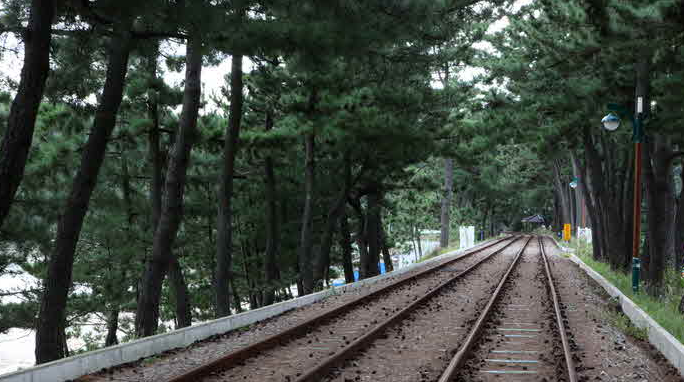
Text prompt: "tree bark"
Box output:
[[298, 130, 316, 294], [313, 194, 343, 289], [675, 163, 684, 272], [230, 278, 243, 313], [215, 54, 244, 316], [552, 159, 572, 227], [380, 221, 393, 272], [365, 187, 382, 278], [168, 257, 191, 329], [439, 158, 454, 248], [263, 112, 279, 306], [105, 309, 119, 347], [135, 34, 202, 337], [415, 224, 423, 258], [313, 154, 360, 287], [643, 133, 676, 295], [0, 0, 55, 227], [148, 42, 163, 231], [582, 126, 608, 262], [339, 206, 355, 283], [35, 20, 134, 364], [350, 197, 370, 279]]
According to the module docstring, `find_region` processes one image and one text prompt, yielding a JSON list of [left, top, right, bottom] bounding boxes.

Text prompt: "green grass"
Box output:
[[598, 300, 649, 340], [566, 238, 684, 346]]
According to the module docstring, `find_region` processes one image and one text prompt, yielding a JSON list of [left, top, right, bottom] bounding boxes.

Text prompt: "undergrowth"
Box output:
[[563, 237, 684, 346]]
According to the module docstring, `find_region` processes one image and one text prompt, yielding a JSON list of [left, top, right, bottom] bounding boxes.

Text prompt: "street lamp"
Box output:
[[601, 98, 646, 293], [569, 177, 578, 189], [601, 113, 620, 131]]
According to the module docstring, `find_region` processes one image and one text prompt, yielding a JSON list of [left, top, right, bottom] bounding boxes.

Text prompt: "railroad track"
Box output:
[[437, 235, 577, 382], [167, 235, 522, 382]]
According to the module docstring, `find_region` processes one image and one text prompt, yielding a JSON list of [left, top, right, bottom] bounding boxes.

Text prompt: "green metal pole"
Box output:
[[631, 118, 643, 293]]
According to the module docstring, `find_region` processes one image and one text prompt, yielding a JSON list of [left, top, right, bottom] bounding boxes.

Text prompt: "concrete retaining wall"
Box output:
[[0, 238, 498, 382], [550, 237, 684, 375]]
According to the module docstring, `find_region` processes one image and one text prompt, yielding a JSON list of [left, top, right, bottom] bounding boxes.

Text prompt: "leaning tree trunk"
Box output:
[[263, 112, 280, 306], [215, 54, 244, 317], [135, 34, 202, 338], [298, 130, 316, 294], [35, 20, 133, 364], [0, 0, 55, 228], [439, 158, 454, 248]]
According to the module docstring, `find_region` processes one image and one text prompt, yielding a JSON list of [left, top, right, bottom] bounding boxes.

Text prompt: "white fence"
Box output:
[[577, 227, 592, 243], [459, 226, 475, 249]]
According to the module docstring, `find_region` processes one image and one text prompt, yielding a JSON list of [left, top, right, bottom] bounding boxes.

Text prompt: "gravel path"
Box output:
[[320, 235, 526, 382], [546, 238, 683, 382], [82, 236, 684, 382], [457, 237, 565, 381], [81, 239, 512, 382]]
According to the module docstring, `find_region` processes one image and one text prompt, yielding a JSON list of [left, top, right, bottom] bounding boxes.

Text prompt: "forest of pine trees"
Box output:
[[0, 0, 683, 366]]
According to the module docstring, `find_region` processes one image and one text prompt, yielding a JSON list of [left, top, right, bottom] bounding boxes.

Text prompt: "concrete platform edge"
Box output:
[[549, 236, 684, 376], [0, 238, 498, 382]]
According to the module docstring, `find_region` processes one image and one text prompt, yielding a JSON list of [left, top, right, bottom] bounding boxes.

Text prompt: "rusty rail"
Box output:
[[539, 236, 578, 382], [167, 235, 516, 382], [437, 235, 532, 382]]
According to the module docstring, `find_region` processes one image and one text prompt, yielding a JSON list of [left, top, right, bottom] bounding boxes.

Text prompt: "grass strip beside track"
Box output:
[[565, 239, 684, 347]]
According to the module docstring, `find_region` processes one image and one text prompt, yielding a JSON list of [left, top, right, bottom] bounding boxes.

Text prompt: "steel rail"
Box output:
[[292, 235, 523, 382], [437, 235, 532, 382], [167, 235, 515, 382], [539, 236, 578, 382]]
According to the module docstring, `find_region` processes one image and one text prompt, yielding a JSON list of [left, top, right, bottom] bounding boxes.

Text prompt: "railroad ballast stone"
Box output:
[[0, 239, 502, 382]]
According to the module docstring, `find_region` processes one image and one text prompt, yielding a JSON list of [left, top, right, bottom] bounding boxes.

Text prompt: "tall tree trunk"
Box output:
[[380, 221, 393, 272], [105, 309, 119, 347], [364, 188, 381, 278], [230, 278, 243, 313], [169, 257, 192, 328], [0, 0, 55, 227], [351, 198, 370, 278], [415, 224, 423, 258], [313, 197, 341, 289], [313, 154, 360, 288], [35, 20, 134, 364], [675, 162, 684, 272], [339, 206, 355, 283], [148, 42, 163, 231], [582, 126, 608, 262], [552, 159, 572, 227], [298, 130, 316, 294], [262, 112, 279, 306], [215, 54, 244, 316], [440, 158, 454, 248], [643, 134, 675, 295], [135, 35, 202, 337]]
